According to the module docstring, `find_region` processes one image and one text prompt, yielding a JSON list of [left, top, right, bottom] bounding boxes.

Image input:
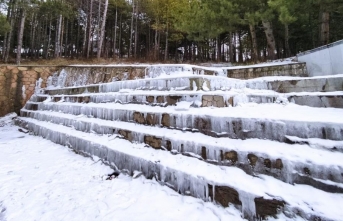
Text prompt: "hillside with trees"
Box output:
[[0, 0, 342, 64]]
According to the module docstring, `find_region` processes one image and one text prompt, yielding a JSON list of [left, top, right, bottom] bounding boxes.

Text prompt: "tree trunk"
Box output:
[[45, 18, 52, 59], [262, 20, 276, 60], [134, 0, 139, 58], [113, 5, 118, 59], [97, 0, 108, 59], [4, 0, 16, 62], [154, 29, 158, 60], [86, 0, 93, 58], [249, 24, 258, 63], [164, 23, 169, 61], [284, 24, 291, 57], [119, 13, 122, 58], [228, 32, 233, 63], [320, 10, 330, 46], [238, 33, 243, 63], [16, 8, 26, 65], [129, 0, 134, 58], [54, 14, 62, 58]]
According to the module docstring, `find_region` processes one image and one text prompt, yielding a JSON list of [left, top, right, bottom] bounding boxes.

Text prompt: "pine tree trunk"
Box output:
[[97, 0, 108, 59], [129, 0, 134, 58], [249, 24, 258, 63], [16, 8, 26, 65], [54, 15, 62, 58], [4, 0, 16, 62], [284, 24, 291, 57], [134, 0, 139, 58], [216, 36, 221, 62], [45, 18, 52, 59], [86, 0, 93, 58], [154, 29, 158, 60], [262, 20, 276, 60], [113, 5, 118, 59], [320, 10, 330, 46], [164, 23, 168, 61]]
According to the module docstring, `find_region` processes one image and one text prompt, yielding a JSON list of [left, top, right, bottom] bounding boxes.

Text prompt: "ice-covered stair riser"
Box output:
[[43, 94, 276, 108], [17, 118, 343, 221], [48, 65, 225, 88], [49, 93, 343, 109], [20, 109, 343, 193], [46, 74, 343, 97], [15, 118, 288, 221], [33, 102, 343, 141]]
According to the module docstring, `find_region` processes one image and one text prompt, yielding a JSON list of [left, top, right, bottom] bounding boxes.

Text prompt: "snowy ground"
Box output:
[[0, 114, 245, 221]]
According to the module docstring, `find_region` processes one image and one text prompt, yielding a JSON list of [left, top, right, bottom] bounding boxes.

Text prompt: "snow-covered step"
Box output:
[[246, 75, 343, 93], [46, 75, 243, 96], [21, 109, 343, 193], [33, 102, 343, 142], [14, 117, 343, 221], [43, 91, 343, 109]]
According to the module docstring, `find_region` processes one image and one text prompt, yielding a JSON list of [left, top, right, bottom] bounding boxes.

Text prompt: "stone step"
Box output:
[[45, 75, 343, 97], [30, 102, 343, 142], [20, 109, 343, 193], [246, 75, 343, 93], [40, 90, 343, 109], [45, 75, 240, 96], [14, 117, 343, 221]]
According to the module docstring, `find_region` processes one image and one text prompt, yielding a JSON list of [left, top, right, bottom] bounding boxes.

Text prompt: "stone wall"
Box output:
[[226, 63, 308, 79], [0, 65, 148, 117], [0, 66, 59, 117]]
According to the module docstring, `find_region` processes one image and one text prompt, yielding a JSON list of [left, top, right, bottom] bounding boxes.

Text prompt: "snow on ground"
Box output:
[[0, 115, 244, 221]]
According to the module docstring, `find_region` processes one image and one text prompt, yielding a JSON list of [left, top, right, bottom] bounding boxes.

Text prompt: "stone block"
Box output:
[[247, 153, 258, 166], [273, 159, 283, 170], [18, 67, 28, 71], [11, 68, 19, 74], [118, 130, 133, 142], [146, 96, 154, 103], [224, 151, 238, 164], [156, 96, 164, 103], [166, 96, 181, 105], [146, 113, 155, 125], [34, 68, 44, 73], [254, 197, 285, 219], [201, 146, 207, 160], [208, 184, 242, 207], [6, 66, 15, 70], [162, 114, 170, 127], [133, 112, 146, 124], [144, 135, 162, 149]]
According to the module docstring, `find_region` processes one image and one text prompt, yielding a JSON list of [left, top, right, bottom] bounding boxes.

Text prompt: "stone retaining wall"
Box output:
[[0, 66, 58, 117], [0, 65, 147, 117], [226, 63, 308, 79]]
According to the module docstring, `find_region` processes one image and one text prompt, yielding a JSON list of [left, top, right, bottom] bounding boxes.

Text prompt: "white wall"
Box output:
[[297, 40, 343, 77]]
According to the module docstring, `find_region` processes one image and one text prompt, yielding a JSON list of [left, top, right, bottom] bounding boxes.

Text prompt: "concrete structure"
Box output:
[[298, 39, 343, 76]]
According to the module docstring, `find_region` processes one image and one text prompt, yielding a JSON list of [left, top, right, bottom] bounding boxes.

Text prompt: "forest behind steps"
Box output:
[[0, 0, 342, 65]]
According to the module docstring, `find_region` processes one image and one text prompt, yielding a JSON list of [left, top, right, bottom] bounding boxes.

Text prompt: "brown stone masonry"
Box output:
[[0, 66, 58, 117]]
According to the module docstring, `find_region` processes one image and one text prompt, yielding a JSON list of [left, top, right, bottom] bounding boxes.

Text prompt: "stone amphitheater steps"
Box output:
[[20, 109, 343, 194], [27, 101, 343, 142], [42, 74, 343, 109], [14, 117, 343, 221], [46, 91, 343, 108], [246, 75, 343, 92], [45, 74, 343, 96]]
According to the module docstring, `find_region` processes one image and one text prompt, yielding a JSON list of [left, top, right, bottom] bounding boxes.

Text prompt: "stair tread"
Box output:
[[17, 117, 343, 220], [22, 109, 343, 169], [44, 90, 343, 97], [38, 101, 343, 125]]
